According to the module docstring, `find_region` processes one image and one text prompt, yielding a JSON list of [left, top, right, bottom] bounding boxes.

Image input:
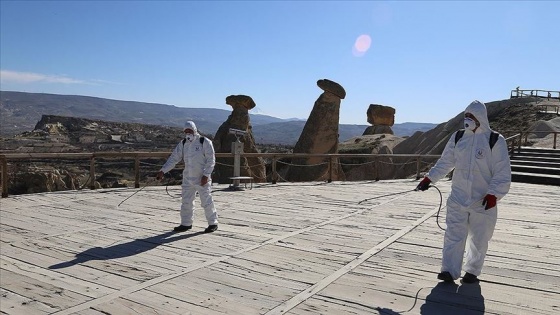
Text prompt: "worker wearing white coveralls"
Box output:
[[416, 100, 511, 283], [157, 121, 218, 233]]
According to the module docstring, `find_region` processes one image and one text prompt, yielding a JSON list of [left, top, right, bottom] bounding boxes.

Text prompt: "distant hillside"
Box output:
[[0, 91, 285, 136], [0, 91, 437, 145], [252, 121, 437, 145]]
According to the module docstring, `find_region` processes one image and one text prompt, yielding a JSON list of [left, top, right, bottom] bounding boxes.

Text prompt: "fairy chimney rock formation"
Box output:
[[226, 94, 256, 110], [317, 78, 346, 99], [285, 79, 346, 182], [213, 95, 266, 184], [363, 104, 396, 135]]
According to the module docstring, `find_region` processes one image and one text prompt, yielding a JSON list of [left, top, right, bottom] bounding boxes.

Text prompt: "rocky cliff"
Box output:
[[339, 97, 560, 180]]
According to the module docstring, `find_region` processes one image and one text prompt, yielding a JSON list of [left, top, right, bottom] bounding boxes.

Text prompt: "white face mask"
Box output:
[[185, 134, 194, 142], [464, 118, 477, 131]]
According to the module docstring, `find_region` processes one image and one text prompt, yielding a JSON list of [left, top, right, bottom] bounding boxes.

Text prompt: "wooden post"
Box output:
[[272, 156, 277, 184], [416, 156, 421, 180], [374, 156, 379, 181], [1, 157, 8, 198], [134, 157, 140, 188], [328, 156, 333, 183], [89, 157, 96, 190]]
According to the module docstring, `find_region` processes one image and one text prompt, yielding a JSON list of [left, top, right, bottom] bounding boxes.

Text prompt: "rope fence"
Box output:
[[0, 152, 444, 197], [0, 130, 552, 197]]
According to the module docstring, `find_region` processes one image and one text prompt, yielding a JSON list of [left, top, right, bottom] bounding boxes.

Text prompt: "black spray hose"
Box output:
[[118, 173, 183, 207], [358, 185, 445, 231], [117, 181, 150, 207], [164, 174, 181, 198], [429, 185, 445, 231], [357, 190, 414, 205]]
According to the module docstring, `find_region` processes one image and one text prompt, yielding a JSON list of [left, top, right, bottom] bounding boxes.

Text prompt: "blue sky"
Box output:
[[1, 1, 558, 125]]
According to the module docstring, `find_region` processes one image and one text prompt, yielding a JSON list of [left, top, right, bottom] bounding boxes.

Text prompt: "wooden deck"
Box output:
[[1, 179, 559, 315]]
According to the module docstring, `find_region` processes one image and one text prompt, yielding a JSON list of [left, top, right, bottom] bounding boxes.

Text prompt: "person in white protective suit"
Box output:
[[157, 121, 219, 233], [416, 100, 511, 283]]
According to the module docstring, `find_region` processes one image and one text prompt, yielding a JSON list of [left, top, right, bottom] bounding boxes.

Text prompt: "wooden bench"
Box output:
[[228, 176, 254, 190]]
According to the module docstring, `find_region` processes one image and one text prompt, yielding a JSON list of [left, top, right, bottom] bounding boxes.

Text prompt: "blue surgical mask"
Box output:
[[464, 118, 477, 131]]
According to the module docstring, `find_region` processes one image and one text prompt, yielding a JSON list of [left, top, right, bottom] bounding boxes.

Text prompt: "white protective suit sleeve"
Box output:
[[201, 137, 216, 178], [425, 133, 459, 183], [160, 141, 184, 174], [486, 135, 511, 200]]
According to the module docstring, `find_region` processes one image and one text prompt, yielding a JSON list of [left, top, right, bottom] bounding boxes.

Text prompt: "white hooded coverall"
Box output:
[[426, 100, 511, 280], [160, 121, 218, 226]]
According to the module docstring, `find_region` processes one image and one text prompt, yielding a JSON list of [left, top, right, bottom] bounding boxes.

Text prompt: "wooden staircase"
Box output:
[[510, 147, 560, 185]]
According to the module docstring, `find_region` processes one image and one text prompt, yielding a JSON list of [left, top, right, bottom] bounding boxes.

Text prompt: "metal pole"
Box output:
[[554, 132, 558, 150], [231, 139, 243, 189]]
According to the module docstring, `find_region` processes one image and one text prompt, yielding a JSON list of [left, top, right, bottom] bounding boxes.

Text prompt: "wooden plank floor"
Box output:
[[1, 179, 558, 315]]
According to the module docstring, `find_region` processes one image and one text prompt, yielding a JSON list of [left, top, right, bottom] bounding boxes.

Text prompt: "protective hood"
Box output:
[[183, 121, 199, 134], [464, 100, 490, 132]]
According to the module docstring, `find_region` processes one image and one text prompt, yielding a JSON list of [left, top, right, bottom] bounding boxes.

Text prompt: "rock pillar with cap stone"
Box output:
[[363, 104, 396, 135], [212, 95, 266, 184], [285, 79, 346, 182]]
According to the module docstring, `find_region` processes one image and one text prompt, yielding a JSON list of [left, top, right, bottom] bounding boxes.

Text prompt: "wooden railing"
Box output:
[[536, 104, 560, 114], [1, 133, 557, 198], [510, 89, 560, 99], [506, 134, 522, 154], [505, 131, 558, 155], [0, 152, 442, 198]]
